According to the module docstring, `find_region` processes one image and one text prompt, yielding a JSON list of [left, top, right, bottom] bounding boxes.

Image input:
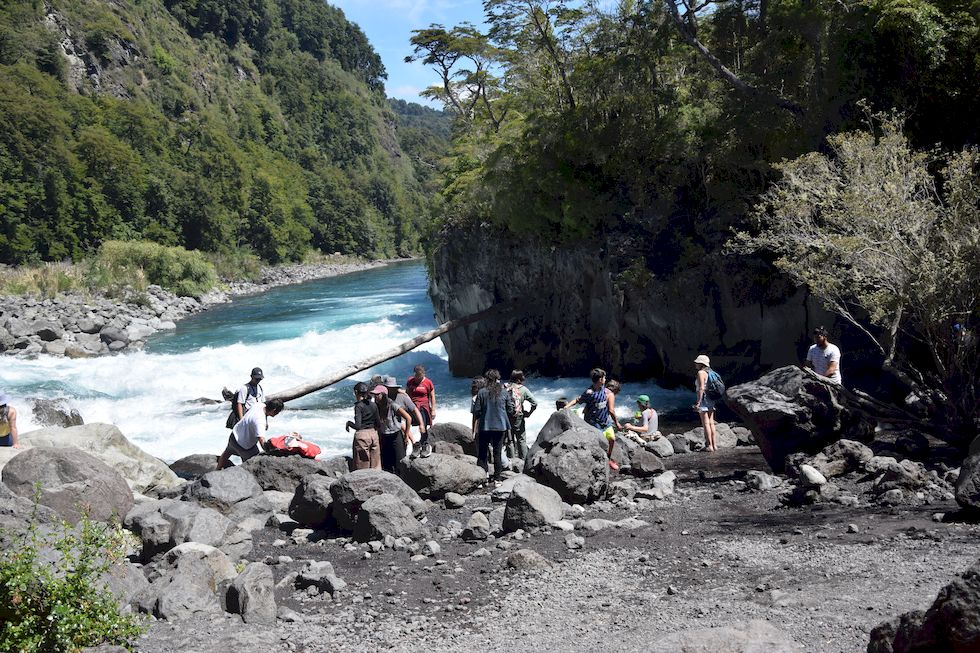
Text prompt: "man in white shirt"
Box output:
[[804, 326, 842, 385], [233, 367, 266, 423], [216, 398, 284, 469]]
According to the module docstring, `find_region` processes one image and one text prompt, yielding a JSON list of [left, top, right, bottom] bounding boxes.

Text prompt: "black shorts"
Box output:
[[222, 433, 259, 461]]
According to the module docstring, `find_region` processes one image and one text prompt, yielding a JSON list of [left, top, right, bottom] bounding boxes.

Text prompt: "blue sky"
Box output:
[[330, 0, 487, 107]]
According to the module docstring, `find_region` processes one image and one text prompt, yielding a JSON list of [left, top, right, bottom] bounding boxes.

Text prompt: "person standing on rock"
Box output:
[[232, 367, 266, 425], [693, 355, 719, 452], [472, 369, 516, 481], [374, 384, 413, 474], [0, 392, 20, 448], [564, 368, 623, 470], [384, 376, 424, 458], [406, 364, 436, 457], [346, 382, 381, 470], [804, 326, 843, 385], [504, 370, 538, 460], [216, 398, 284, 469]]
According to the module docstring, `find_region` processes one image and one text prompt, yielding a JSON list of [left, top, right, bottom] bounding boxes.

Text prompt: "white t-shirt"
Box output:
[[806, 343, 842, 384], [233, 402, 267, 449], [236, 382, 264, 413]]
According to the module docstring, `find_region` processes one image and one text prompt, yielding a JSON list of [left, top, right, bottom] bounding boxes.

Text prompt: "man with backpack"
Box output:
[[693, 354, 724, 452], [504, 370, 538, 459]]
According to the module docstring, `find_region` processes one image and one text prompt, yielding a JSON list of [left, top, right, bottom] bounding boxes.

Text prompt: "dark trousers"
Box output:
[[506, 425, 528, 459], [417, 406, 432, 446], [380, 431, 406, 474], [478, 430, 506, 478]]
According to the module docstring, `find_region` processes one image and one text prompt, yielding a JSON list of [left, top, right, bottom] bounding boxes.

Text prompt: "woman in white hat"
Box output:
[[0, 392, 20, 448], [693, 355, 717, 452]]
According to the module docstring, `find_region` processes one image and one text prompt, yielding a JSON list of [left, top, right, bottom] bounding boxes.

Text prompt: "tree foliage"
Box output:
[[0, 0, 430, 265]]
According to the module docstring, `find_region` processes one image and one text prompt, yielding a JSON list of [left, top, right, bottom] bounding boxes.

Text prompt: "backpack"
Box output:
[[705, 369, 726, 400], [507, 384, 523, 419], [266, 434, 321, 459]]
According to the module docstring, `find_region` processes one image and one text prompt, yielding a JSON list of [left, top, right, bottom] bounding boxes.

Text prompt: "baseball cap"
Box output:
[[250, 367, 264, 380], [636, 394, 650, 404], [371, 385, 388, 395]]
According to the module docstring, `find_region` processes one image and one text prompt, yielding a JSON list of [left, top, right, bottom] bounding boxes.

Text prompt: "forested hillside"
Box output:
[[0, 0, 434, 264]]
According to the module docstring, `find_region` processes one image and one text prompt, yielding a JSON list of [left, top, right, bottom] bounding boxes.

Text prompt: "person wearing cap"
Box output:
[[623, 395, 659, 441], [0, 392, 20, 448], [804, 326, 843, 385], [384, 376, 425, 456], [233, 367, 266, 424], [693, 354, 718, 452], [346, 382, 381, 470], [373, 382, 413, 473], [216, 398, 284, 469]]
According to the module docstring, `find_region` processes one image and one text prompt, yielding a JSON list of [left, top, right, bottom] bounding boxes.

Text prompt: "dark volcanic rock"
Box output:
[[1, 446, 133, 524], [182, 466, 273, 525], [726, 366, 876, 472], [288, 475, 337, 529], [31, 398, 84, 427], [329, 469, 426, 532], [170, 454, 226, 481], [227, 562, 277, 625], [628, 450, 666, 478], [427, 422, 477, 456], [398, 453, 486, 499], [243, 454, 345, 493], [524, 411, 608, 503], [124, 498, 252, 562], [502, 477, 563, 532], [954, 454, 980, 513], [353, 493, 423, 542]]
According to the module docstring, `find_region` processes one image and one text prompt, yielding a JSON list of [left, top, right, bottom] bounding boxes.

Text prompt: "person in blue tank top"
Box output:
[[564, 368, 622, 471]]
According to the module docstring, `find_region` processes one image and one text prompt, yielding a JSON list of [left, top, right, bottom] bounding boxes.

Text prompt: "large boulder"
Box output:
[[243, 454, 346, 493], [502, 478, 563, 532], [398, 454, 487, 499], [0, 482, 60, 548], [124, 498, 252, 563], [329, 469, 426, 532], [1, 446, 133, 524], [427, 422, 477, 456], [725, 366, 876, 472], [288, 475, 337, 529], [135, 542, 237, 621], [628, 450, 666, 478], [226, 562, 277, 625], [955, 454, 980, 514], [352, 493, 424, 542], [170, 454, 225, 481], [8, 423, 181, 494], [868, 559, 980, 652], [524, 411, 608, 503], [182, 466, 273, 526], [648, 620, 803, 652], [31, 398, 84, 427], [806, 439, 874, 479]]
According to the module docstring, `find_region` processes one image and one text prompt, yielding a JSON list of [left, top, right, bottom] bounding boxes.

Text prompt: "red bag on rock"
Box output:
[[266, 433, 321, 459]]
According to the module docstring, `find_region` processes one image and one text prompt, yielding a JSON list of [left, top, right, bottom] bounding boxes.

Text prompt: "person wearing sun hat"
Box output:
[[0, 391, 20, 448], [623, 394, 659, 441], [693, 354, 719, 452]]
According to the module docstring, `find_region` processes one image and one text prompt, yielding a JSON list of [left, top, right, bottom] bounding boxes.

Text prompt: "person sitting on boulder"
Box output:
[[623, 395, 660, 442], [564, 368, 622, 471], [346, 382, 381, 470], [0, 392, 20, 448], [216, 398, 284, 469]]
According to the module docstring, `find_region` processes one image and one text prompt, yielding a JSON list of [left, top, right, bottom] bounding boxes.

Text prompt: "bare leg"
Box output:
[[699, 411, 712, 451], [215, 449, 231, 471], [707, 411, 718, 451]]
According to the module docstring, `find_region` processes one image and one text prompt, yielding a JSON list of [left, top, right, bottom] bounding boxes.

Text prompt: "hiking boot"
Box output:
[[420, 443, 432, 458]]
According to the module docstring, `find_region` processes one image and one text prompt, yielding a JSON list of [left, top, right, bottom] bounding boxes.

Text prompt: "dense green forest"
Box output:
[[413, 0, 979, 435], [0, 0, 447, 264]]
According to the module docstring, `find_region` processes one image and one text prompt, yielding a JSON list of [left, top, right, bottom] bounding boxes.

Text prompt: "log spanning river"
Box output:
[[2, 261, 689, 461]]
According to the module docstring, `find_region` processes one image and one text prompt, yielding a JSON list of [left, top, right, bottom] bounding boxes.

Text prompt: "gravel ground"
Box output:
[[136, 447, 979, 653]]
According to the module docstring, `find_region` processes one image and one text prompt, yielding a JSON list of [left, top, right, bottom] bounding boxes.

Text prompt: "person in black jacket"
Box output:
[[346, 382, 381, 469]]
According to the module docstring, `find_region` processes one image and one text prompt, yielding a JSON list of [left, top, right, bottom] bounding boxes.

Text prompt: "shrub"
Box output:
[[0, 262, 84, 297], [206, 248, 263, 282], [93, 240, 218, 297], [0, 511, 144, 652]]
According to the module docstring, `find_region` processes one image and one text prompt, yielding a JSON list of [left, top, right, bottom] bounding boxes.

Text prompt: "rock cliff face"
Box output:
[[429, 228, 833, 384]]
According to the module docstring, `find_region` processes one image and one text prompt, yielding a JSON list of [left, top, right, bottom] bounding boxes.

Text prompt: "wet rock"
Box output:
[[1, 446, 133, 524], [398, 453, 487, 499], [227, 562, 277, 625], [288, 475, 337, 529], [726, 366, 876, 472], [353, 493, 423, 542], [502, 477, 564, 532], [31, 398, 84, 427], [329, 469, 426, 532], [524, 411, 609, 503]]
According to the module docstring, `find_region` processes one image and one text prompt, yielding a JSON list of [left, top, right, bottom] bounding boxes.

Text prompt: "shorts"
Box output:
[[602, 426, 616, 442], [222, 433, 259, 462], [0, 434, 12, 447], [699, 396, 717, 412]]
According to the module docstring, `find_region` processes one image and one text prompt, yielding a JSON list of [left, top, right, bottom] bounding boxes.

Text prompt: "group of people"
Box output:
[[214, 325, 844, 476]]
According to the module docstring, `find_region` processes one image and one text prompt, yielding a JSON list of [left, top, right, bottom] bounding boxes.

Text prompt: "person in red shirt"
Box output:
[[406, 364, 436, 458]]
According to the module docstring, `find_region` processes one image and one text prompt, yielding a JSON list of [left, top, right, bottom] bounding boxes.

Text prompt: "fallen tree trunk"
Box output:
[[268, 302, 518, 403]]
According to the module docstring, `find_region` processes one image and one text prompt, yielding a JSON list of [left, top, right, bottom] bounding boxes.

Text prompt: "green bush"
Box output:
[[207, 247, 263, 282], [0, 511, 144, 652], [94, 240, 218, 297]]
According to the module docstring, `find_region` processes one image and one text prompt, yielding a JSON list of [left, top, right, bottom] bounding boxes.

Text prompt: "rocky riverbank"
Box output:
[[0, 258, 395, 358]]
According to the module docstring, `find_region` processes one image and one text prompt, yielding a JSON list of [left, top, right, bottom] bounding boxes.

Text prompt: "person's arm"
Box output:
[[803, 348, 814, 369], [427, 381, 436, 421], [694, 370, 707, 409], [607, 390, 621, 429], [824, 360, 839, 378], [234, 386, 246, 419], [471, 392, 483, 433], [9, 406, 19, 448], [524, 388, 537, 417], [824, 346, 840, 378]]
